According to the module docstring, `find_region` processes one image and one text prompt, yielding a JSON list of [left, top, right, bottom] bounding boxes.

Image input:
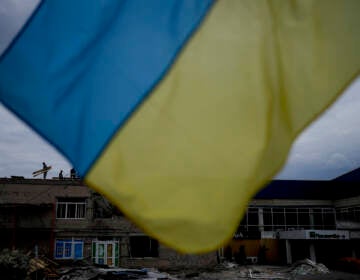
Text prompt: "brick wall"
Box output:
[[121, 244, 217, 270]]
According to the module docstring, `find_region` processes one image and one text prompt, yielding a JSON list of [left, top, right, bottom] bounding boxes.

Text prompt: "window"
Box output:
[[129, 236, 158, 258], [272, 208, 285, 230], [323, 210, 336, 229], [55, 239, 83, 259], [285, 208, 298, 227], [237, 207, 259, 234], [262, 207, 336, 231], [263, 208, 273, 231], [92, 241, 119, 267], [313, 208, 323, 229], [336, 207, 360, 223], [247, 208, 259, 232], [298, 208, 310, 228], [56, 198, 86, 219]]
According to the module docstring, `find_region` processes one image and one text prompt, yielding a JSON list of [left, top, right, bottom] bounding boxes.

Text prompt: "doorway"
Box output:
[[92, 240, 119, 267]]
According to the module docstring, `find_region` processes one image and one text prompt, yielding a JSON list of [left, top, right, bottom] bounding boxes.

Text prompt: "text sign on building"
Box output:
[[306, 230, 349, 240], [279, 229, 350, 240]]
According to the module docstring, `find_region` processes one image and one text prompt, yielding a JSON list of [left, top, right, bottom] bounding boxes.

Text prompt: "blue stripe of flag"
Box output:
[[0, 0, 213, 176]]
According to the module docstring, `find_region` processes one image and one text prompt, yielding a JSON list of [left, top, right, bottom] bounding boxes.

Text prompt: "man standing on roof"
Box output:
[[42, 162, 48, 179], [70, 168, 76, 179]]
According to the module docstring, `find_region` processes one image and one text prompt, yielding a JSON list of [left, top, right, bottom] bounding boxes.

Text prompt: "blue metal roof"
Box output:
[[256, 168, 360, 200]]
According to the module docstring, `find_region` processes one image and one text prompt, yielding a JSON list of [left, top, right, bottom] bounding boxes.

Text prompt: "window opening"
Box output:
[[129, 236, 159, 258], [55, 238, 83, 259], [56, 198, 86, 219]]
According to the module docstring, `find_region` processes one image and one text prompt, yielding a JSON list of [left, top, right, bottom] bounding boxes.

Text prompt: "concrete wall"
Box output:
[[121, 244, 217, 270]]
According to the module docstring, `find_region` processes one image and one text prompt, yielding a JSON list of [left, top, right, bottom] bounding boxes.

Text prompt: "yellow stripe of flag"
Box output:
[[86, 0, 360, 253]]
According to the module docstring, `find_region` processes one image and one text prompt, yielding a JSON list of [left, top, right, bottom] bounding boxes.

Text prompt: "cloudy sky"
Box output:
[[276, 77, 360, 180], [0, 106, 72, 179], [0, 2, 359, 181], [0, 77, 359, 180]]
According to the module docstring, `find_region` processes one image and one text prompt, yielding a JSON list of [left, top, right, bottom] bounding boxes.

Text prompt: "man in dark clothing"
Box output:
[[42, 162, 48, 179], [70, 168, 76, 179], [59, 170, 64, 180]]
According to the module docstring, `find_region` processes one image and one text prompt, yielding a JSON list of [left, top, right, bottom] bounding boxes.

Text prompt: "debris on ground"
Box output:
[[248, 266, 289, 279], [52, 263, 360, 280], [58, 266, 100, 280], [177, 265, 289, 280], [0, 249, 61, 280], [58, 266, 175, 280], [0, 249, 30, 280], [171, 261, 335, 280], [1, 250, 358, 280], [289, 259, 329, 276], [221, 261, 238, 269], [28, 255, 59, 279]]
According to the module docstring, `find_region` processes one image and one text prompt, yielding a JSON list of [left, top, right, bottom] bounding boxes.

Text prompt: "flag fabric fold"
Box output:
[[0, 0, 359, 253]]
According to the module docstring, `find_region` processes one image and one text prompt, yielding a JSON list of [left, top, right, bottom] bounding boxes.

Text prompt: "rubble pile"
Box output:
[[181, 265, 289, 280], [289, 259, 329, 276], [0, 249, 60, 280], [171, 260, 333, 280], [247, 266, 289, 279], [0, 249, 30, 280], [28, 256, 59, 279], [58, 266, 101, 280], [0, 248, 175, 280], [58, 267, 174, 280], [0, 250, 351, 280]]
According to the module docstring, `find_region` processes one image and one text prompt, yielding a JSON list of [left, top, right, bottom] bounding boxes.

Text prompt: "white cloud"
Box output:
[[0, 104, 71, 178], [277, 77, 360, 179], [325, 153, 355, 170]]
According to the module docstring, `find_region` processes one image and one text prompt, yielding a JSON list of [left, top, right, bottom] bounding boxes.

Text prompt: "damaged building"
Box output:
[[0, 167, 359, 269], [0, 177, 216, 269], [224, 168, 360, 267]]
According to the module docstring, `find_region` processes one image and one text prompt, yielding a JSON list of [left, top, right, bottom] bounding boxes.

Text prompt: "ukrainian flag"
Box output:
[[0, 0, 359, 253]]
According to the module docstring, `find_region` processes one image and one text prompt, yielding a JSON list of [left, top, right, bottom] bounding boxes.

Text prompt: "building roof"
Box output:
[[332, 167, 360, 182], [0, 178, 83, 186], [1, 167, 360, 204], [256, 167, 360, 200], [0, 178, 90, 205], [256, 180, 360, 200]]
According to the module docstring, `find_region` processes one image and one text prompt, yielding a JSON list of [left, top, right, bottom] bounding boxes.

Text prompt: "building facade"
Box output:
[[1, 168, 359, 268], [225, 170, 360, 266], [0, 178, 216, 269]]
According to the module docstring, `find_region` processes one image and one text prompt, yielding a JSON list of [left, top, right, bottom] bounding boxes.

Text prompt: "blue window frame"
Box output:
[[55, 239, 83, 259]]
